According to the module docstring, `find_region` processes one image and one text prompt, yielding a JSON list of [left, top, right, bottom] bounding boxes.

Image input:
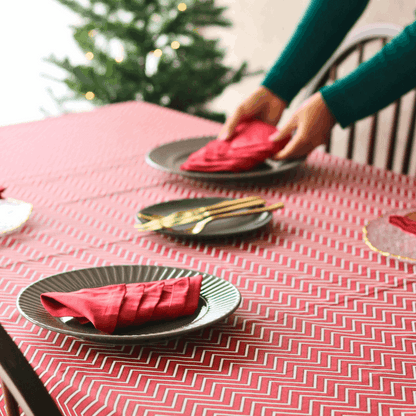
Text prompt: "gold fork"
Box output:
[[185, 202, 284, 234], [138, 202, 284, 235], [135, 196, 266, 231], [136, 213, 178, 233], [137, 213, 163, 221]]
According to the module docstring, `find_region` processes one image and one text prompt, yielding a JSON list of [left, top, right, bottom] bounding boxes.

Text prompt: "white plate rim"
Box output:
[[0, 198, 33, 236]]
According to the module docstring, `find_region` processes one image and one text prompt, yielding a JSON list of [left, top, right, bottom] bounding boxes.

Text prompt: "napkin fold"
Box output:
[[0, 187, 6, 199], [40, 275, 203, 334], [388, 213, 416, 236], [180, 120, 291, 172]]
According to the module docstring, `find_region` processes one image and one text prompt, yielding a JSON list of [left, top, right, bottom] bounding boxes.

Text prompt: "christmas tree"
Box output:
[[46, 0, 260, 122]]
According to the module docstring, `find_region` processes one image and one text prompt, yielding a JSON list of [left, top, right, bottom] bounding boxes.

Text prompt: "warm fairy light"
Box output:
[[153, 49, 163, 57], [171, 41, 180, 49], [85, 52, 94, 60], [85, 92, 95, 100], [178, 3, 187, 11], [88, 29, 96, 37], [115, 45, 124, 63]]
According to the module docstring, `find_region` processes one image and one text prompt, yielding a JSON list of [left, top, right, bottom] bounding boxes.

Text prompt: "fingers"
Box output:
[[217, 87, 287, 141], [217, 106, 247, 141], [269, 116, 297, 143], [273, 128, 309, 160], [218, 95, 264, 141], [270, 115, 313, 160], [270, 92, 336, 160]]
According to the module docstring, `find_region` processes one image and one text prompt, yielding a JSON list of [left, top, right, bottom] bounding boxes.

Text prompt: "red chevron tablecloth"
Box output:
[[1, 101, 416, 416]]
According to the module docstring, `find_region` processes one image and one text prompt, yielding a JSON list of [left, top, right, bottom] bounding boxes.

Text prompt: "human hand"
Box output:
[[270, 92, 336, 160], [217, 86, 287, 141]]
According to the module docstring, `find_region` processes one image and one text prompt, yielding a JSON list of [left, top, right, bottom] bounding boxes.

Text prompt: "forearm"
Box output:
[[321, 20, 416, 128], [261, 0, 370, 104]]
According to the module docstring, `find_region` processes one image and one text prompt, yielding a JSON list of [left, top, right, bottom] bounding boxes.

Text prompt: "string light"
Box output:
[[116, 45, 124, 62], [85, 92, 95, 100], [161, 95, 170, 105], [178, 3, 187, 11], [153, 49, 163, 57], [85, 52, 94, 60], [171, 41, 180, 50]]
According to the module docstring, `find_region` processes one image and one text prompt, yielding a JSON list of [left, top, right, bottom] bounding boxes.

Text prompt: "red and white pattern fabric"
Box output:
[[1, 101, 416, 416]]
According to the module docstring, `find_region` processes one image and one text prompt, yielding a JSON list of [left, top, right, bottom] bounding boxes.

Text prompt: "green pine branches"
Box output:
[[46, 0, 260, 121]]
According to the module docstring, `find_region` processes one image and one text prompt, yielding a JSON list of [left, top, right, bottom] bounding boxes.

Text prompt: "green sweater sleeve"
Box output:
[[320, 20, 416, 127], [261, 0, 370, 104]]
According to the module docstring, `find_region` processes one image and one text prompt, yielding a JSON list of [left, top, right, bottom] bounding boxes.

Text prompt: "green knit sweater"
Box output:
[[261, 0, 416, 127]]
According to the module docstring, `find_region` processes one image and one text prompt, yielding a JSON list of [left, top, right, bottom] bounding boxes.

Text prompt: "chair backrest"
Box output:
[[302, 23, 416, 175], [0, 323, 63, 416]]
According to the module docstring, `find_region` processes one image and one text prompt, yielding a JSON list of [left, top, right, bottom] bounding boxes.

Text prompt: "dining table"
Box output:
[[1, 100, 416, 416]]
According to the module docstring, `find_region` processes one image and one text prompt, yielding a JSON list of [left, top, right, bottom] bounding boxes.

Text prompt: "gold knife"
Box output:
[[135, 196, 266, 231]]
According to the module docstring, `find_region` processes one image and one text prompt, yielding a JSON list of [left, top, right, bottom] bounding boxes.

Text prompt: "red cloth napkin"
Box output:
[[180, 120, 291, 172], [388, 213, 416, 236], [40, 275, 203, 334]]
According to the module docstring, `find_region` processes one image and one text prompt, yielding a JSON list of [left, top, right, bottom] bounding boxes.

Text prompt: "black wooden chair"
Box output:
[[0, 323, 62, 416], [302, 23, 416, 175]]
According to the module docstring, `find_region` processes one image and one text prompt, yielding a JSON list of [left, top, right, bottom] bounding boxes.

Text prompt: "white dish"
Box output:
[[0, 198, 33, 236]]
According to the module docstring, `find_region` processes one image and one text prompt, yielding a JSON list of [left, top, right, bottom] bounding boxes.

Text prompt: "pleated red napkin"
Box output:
[[180, 120, 291, 172], [40, 275, 203, 334], [389, 212, 416, 236]]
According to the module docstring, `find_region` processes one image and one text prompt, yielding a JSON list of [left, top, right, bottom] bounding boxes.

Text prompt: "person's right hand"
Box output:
[[217, 86, 287, 141]]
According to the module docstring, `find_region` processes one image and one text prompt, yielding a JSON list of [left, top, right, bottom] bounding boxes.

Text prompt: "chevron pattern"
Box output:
[[1, 101, 416, 415]]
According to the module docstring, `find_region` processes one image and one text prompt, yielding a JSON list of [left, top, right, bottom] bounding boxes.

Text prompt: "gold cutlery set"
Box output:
[[135, 196, 284, 235]]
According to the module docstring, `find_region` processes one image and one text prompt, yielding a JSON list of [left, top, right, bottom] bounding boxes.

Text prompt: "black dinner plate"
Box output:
[[136, 197, 273, 238], [145, 136, 304, 182], [17, 265, 242, 344]]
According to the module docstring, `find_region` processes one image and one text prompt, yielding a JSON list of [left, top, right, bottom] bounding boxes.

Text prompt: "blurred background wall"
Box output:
[[0, 1, 88, 127]]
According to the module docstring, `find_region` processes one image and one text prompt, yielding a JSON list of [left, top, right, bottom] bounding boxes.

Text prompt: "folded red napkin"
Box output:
[[40, 275, 203, 334], [180, 120, 291, 172], [388, 212, 416, 236]]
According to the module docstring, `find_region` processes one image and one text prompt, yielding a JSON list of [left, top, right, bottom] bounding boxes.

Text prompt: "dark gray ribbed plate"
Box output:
[[17, 265, 241, 344], [137, 197, 273, 238], [145, 136, 304, 182]]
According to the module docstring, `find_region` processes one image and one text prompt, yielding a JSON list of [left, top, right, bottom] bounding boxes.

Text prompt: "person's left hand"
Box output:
[[270, 92, 337, 160]]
